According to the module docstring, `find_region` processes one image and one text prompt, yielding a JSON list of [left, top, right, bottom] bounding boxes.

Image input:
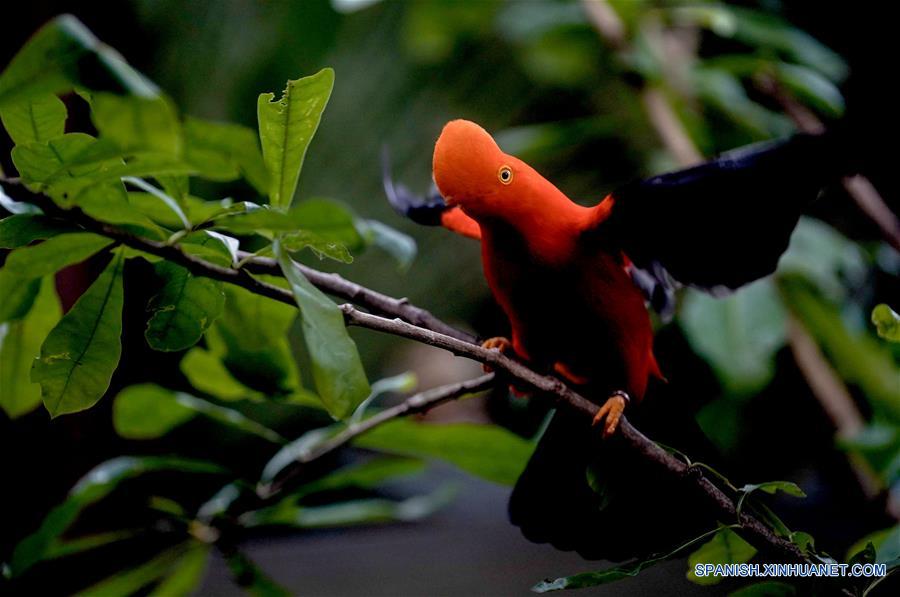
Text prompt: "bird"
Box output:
[[384, 119, 847, 559]]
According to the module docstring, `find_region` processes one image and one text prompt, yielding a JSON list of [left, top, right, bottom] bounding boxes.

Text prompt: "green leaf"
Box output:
[[790, 531, 816, 555], [211, 205, 304, 232], [11, 132, 108, 188], [257, 68, 334, 208], [145, 261, 225, 352], [183, 116, 269, 194], [181, 230, 237, 267], [729, 581, 797, 597], [354, 419, 533, 486], [0, 93, 66, 145], [350, 371, 418, 423], [259, 456, 423, 506], [776, 63, 845, 118], [687, 527, 757, 585], [125, 190, 222, 230], [224, 550, 291, 597], [197, 483, 245, 521], [9, 456, 225, 576], [243, 485, 455, 529], [205, 283, 301, 396], [679, 279, 786, 397], [0, 186, 43, 215], [838, 423, 900, 485], [0, 214, 76, 248], [0, 14, 159, 110], [0, 185, 42, 214], [32, 250, 125, 417], [694, 67, 792, 138], [217, 199, 362, 263], [157, 175, 189, 203], [276, 242, 369, 418], [357, 218, 417, 270], [2, 232, 113, 279], [739, 481, 806, 499], [850, 542, 877, 569], [72, 181, 164, 239], [778, 217, 866, 302], [847, 525, 900, 564], [281, 229, 353, 263], [259, 425, 342, 484], [297, 456, 425, 497], [216, 198, 360, 238], [12, 134, 192, 199], [779, 276, 900, 422], [112, 384, 194, 439], [123, 176, 190, 230], [533, 527, 725, 592], [0, 272, 41, 322], [91, 93, 182, 155], [0, 279, 62, 418], [259, 422, 422, 486], [872, 304, 900, 343], [43, 529, 142, 561], [74, 543, 203, 597], [149, 543, 211, 597], [113, 383, 285, 443], [180, 347, 265, 401], [726, 7, 847, 81]]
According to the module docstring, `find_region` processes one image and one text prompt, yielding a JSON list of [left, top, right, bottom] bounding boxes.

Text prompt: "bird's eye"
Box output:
[[498, 165, 513, 185]]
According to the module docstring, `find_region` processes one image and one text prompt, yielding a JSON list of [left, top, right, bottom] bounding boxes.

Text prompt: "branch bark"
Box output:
[[3, 185, 808, 564], [239, 252, 476, 343], [259, 373, 498, 498]]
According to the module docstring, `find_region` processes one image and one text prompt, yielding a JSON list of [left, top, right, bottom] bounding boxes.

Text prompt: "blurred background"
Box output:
[[1, 0, 898, 595]]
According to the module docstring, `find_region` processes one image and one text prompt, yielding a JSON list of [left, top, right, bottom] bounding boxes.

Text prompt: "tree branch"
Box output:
[[259, 373, 498, 498], [3, 186, 808, 563], [336, 307, 805, 562], [239, 253, 476, 343]]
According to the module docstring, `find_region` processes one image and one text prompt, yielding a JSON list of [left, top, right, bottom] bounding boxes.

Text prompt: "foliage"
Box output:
[[0, 2, 897, 595], [0, 14, 515, 595]]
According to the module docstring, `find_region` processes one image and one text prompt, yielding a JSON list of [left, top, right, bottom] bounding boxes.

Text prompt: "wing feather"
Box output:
[[587, 133, 845, 295]]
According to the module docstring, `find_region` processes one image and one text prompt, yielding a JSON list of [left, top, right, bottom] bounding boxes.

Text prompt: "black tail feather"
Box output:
[[509, 392, 720, 561], [381, 147, 448, 226]]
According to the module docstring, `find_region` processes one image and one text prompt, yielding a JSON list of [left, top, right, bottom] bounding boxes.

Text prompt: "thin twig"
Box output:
[[584, 0, 703, 168], [641, 87, 703, 166], [239, 252, 476, 343], [786, 316, 883, 502], [259, 373, 497, 498]]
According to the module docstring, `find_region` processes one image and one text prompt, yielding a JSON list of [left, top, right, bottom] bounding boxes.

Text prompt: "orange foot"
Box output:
[[592, 392, 629, 439], [481, 336, 513, 353], [480, 336, 513, 373], [480, 337, 528, 397]]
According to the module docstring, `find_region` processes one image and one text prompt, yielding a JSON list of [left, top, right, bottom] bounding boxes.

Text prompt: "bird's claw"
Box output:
[[481, 336, 513, 373], [592, 392, 629, 439], [481, 336, 513, 353], [480, 337, 529, 397]]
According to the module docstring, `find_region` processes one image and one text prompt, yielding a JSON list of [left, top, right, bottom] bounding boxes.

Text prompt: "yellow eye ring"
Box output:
[[498, 165, 513, 185]]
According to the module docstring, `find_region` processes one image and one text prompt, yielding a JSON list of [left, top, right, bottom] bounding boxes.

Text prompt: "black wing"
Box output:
[[590, 133, 847, 294]]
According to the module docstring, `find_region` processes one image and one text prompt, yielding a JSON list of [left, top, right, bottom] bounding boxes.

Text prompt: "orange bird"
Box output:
[[385, 119, 845, 557]]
